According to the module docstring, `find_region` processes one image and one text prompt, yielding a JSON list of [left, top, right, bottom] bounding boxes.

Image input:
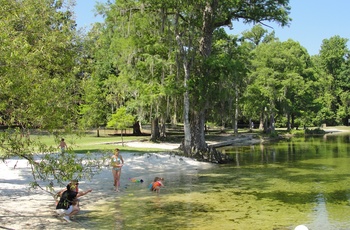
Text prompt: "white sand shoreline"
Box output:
[[0, 151, 214, 230]]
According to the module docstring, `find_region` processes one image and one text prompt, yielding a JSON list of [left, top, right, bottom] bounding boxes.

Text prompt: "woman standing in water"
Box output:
[[111, 148, 124, 192]]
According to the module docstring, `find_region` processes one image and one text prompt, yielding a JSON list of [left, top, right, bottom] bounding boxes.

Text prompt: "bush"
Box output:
[[304, 128, 326, 135], [268, 131, 279, 138], [290, 129, 305, 136]]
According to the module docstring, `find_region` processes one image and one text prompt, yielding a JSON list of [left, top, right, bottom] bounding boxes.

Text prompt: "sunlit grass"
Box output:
[[30, 132, 169, 153]]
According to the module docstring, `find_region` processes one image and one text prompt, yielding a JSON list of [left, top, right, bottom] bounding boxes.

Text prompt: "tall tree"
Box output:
[[92, 0, 182, 141], [173, 0, 291, 153], [310, 55, 335, 126], [107, 106, 135, 145], [242, 24, 277, 48], [318, 35, 350, 125], [241, 25, 277, 130], [78, 22, 114, 137], [207, 29, 251, 133], [247, 40, 314, 132]]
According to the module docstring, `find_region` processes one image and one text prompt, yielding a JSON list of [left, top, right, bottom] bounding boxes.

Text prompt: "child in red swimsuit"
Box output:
[[151, 177, 164, 193]]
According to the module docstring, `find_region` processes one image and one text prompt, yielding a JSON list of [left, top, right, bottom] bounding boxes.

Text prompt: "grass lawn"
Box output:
[[32, 131, 169, 153]]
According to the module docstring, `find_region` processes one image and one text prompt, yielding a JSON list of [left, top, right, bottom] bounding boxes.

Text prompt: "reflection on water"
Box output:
[[85, 134, 350, 229], [311, 193, 331, 229]]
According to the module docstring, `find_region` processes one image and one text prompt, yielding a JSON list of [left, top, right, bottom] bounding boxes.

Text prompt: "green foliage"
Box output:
[[320, 36, 349, 76], [268, 131, 279, 138], [305, 128, 326, 135], [289, 129, 305, 136], [0, 0, 107, 191], [89, 0, 182, 126], [107, 107, 135, 130], [315, 36, 350, 125], [79, 74, 109, 130], [0, 0, 81, 131], [245, 39, 315, 130]]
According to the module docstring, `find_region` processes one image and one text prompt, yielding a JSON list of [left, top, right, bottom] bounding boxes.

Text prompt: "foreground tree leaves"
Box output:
[[0, 0, 108, 192], [0, 128, 110, 193]]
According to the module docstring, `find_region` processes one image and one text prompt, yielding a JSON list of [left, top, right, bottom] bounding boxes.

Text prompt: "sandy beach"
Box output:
[[0, 142, 214, 230]]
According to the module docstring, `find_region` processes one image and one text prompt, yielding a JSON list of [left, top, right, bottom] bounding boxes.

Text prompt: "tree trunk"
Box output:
[[151, 118, 160, 141], [176, 31, 192, 155], [199, 1, 216, 57], [259, 111, 264, 130], [270, 113, 275, 132], [183, 64, 192, 155], [189, 0, 217, 153], [286, 113, 291, 131], [172, 98, 177, 125], [132, 121, 142, 135], [269, 102, 276, 132], [96, 127, 100, 137], [160, 117, 166, 137], [234, 85, 239, 134], [191, 110, 207, 153], [178, 0, 218, 155], [264, 110, 268, 133]]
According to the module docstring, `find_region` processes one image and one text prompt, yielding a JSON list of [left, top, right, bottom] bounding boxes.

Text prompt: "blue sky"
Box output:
[[75, 0, 350, 55]]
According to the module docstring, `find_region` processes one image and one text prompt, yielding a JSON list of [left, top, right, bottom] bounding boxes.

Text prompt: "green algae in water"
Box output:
[[86, 135, 350, 230]]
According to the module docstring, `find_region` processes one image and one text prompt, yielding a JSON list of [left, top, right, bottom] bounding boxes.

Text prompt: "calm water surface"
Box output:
[[87, 134, 350, 230]]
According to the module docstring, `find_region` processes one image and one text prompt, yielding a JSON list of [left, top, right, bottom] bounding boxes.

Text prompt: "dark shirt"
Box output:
[[56, 190, 77, 210]]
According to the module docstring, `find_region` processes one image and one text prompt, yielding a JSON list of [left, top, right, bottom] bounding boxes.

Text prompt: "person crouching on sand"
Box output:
[[151, 177, 164, 193], [55, 179, 79, 206], [56, 181, 92, 222]]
